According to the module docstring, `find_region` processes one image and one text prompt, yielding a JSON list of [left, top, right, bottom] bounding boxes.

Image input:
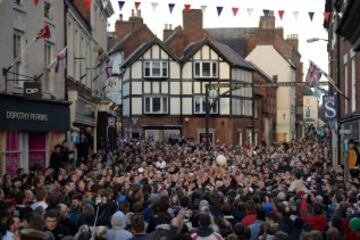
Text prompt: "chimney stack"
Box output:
[[131, 9, 135, 17], [163, 23, 173, 41], [119, 14, 123, 21], [137, 10, 141, 17], [259, 10, 275, 30], [183, 9, 203, 33], [286, 34, 299, 51]]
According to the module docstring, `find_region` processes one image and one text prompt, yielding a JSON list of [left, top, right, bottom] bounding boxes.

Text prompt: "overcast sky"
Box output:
[[108, 0, 329, 77]]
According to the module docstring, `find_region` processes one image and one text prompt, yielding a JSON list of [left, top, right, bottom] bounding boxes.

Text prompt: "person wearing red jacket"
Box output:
[[299, 195, 328, 232]]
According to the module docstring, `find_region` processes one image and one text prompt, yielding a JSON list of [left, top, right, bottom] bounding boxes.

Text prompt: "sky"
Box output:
[[108, 0, 329, 78]]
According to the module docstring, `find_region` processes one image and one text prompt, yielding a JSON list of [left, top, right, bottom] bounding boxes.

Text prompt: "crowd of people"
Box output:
[[1, 129, 360, 240]]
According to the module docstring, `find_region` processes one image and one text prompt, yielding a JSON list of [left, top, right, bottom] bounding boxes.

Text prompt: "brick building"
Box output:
[[207, 11, 304, 141], [109, 9, 278, 146], [326, 0, 360, 145]]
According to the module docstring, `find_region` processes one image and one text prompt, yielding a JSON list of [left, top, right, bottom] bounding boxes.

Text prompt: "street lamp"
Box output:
[[205, 86, 218, 151], [306, 38, 329, 43]]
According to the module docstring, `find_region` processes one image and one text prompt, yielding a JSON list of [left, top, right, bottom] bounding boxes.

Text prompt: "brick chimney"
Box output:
[[286, 34, 299, 51], [183, 9, 203, 34], [275, 27, 284, 38], [115, 9, 144, 40], [259, 11, 275, 30], [163, 24, 173, 41]]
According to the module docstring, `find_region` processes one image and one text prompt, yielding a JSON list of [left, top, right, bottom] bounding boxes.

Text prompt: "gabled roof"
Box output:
[[181, 39, 254, 71], [247, 61, 273, 83], [206, 28, 258, 57], [121, 39, 179, 68]]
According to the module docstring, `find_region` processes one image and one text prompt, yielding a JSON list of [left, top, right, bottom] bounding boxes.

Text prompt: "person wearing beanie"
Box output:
[[107, 211, 133, 240]]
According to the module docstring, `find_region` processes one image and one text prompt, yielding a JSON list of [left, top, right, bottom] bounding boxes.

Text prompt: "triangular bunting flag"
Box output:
[[246, 8, 253, 17], [151, 2, 158, 12], [324, 12, 331, 22], [278, 10, 285, 20], [84, 0, 91, 10], [293, 11, 299, 20], [232, 7, 239, 17], [309, 12, 315, 22], [118, 1, 125, 11], [134, 2, 141, 10], [263, 9, 270, 17], [216, 6, 224, 17], [169, 3, 175, 14], [184, 4, 191, 12], [201, 5, 207, 14], [33, 0, 40, 6]]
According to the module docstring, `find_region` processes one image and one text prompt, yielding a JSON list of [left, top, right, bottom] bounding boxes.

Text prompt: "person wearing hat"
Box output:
[[107, 211, 133, 240]]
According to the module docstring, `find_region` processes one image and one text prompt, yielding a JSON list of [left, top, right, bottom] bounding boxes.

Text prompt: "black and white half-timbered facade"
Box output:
[[120, 39, 257, 146]]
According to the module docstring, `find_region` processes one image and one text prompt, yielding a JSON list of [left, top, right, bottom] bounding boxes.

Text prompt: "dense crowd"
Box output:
[[1, 129, 360, 240]]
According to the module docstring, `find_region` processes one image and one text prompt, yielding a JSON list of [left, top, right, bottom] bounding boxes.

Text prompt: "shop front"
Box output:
[[0, 94, 70, 175]]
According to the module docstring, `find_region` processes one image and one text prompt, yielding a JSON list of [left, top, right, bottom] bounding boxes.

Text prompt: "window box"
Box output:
[[193, 95, 218, 114], [144, 61, 168, 78], [144, 96, 168, 114], [194, 61, 218, 79]]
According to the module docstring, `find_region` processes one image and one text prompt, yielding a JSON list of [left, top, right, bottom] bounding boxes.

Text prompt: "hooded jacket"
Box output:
[[190, 227, 223, 240]]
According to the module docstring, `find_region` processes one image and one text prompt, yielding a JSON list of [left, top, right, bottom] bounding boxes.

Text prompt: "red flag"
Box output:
[[33, 0, 40, 6], [135, 2, 141, 10], [278, 10, 285, 20], [36, 25, 51, 40], [324, 12, 331, 22], [232, 7, 239, 16], [184, 4, 191, 12], [84, 0, 91, 10]]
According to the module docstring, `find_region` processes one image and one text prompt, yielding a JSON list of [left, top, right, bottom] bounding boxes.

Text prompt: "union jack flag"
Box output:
[[305, 61, 322, 87]]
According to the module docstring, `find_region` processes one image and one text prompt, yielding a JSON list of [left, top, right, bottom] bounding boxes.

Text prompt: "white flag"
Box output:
[[293, 11, 299, 20], [47, 47, 67, 73], [246, 8, 254, 17], [201, 5, 207, 14], [151, 2, 158, 13]]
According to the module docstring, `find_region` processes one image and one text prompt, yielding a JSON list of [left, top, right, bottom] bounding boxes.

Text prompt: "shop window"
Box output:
[[199, 132, 214, 144], [29, 133, 46, 169], [5, 131, 21, 175]]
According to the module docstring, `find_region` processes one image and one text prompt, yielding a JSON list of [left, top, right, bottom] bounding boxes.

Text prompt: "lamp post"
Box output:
[[205, 85, 219, 151], [307, 36, 341, 170]]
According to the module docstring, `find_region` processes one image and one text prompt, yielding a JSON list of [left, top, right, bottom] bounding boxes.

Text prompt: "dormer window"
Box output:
[[144, 61, 168, 78], [194, 61, 217, 78]]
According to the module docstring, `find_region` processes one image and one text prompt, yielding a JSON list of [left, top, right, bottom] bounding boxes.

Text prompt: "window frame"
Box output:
[[44, 0, 53, 21], [144, 96, 169, 114], [143, 61, 168, 79], [44, 42, 53, 92], [193, 95, 218, 114], [13, 30, 23, 88], [193, 61, 218, 79]]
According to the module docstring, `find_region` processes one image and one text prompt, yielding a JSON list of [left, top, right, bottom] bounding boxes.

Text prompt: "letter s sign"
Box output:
[[323, 94, 337, 121]]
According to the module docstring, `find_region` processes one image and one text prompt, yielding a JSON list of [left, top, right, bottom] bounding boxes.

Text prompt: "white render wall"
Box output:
[[246, 45, 296, 142], [0, 0, 65, 100]]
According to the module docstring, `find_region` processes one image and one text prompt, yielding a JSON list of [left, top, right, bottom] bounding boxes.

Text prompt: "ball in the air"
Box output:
[[216, 154, 227, 167]]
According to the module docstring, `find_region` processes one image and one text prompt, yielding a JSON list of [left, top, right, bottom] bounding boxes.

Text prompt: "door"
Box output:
[[5, 131, 21, 175], [28, 133, 46, 169]]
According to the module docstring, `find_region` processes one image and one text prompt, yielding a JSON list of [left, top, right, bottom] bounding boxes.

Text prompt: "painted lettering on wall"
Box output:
[[6, 111, 48, 122]]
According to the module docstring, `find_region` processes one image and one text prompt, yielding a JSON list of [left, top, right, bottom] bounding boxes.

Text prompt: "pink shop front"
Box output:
[[0, 95, 70, 175]]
